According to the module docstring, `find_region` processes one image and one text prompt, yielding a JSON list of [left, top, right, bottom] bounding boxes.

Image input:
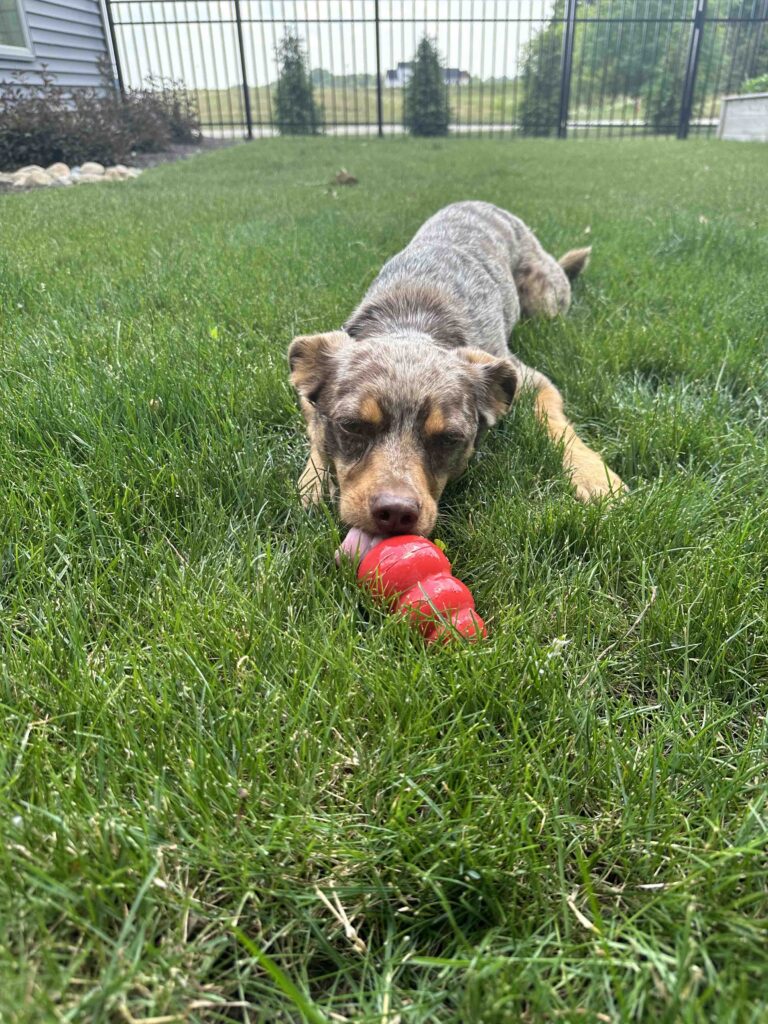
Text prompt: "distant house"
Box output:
[[0, 0, 112, 88], [385, 62, 470, 87], [444, 68, 471, 86]]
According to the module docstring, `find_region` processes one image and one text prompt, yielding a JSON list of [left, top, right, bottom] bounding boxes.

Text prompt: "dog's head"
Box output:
[[289, 331, 517, 536]]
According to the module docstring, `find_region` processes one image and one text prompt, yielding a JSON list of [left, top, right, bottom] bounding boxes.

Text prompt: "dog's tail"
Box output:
[[558, 246, 592, 281]]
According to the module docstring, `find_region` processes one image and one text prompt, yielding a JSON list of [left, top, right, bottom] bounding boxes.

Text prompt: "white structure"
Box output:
[[385, 62, 470, 88], [718, 93, 768, 142]]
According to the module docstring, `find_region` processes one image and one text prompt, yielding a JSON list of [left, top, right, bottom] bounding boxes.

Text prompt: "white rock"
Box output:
[[14, 164, 44, 179], [13, 169, 53, 187], [77, 173, 107, 184], [125, 167, 142, 178], [80, 161, 105, 176], [46, 162, 70, 178], [0, 172, 14, 183], [105, 166, 128, 181]]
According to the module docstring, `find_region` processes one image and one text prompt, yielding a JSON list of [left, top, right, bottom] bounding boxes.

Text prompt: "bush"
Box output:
[[404, 36, 450, 136], [0, 66, 200, 171], [646, 60, 683, 134], [275, 31, 322, 135], [741, 73, 768, 94], [518, 4, 563, 137]]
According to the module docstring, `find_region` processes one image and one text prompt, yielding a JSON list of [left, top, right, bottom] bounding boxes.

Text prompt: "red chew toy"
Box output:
[[356, 535, 487, 643]]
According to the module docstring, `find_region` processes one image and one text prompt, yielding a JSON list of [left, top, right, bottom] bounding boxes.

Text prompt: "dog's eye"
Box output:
[[433, 432, 466, 449], [337, 419, 372, 439]]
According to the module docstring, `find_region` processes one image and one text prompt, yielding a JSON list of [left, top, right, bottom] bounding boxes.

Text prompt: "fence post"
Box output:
[[233, 0, 253, 139], [557, 0, 578, 138], [374, 0, 384, 136], [678, 0, 706, 139], [103, 0, 126, 100]]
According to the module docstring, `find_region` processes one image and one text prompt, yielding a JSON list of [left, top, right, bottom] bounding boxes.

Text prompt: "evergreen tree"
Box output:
[[404, 36, 450, 136], [518, 11, 563, 136], [275, 31, 321, 135]]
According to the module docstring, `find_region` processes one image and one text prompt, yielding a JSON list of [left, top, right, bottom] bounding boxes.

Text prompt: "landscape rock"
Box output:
[[47, 162, 70, 179], [13, 169, 53, 187], [3, 159, 142, 190], [14, 165, 45, 179]]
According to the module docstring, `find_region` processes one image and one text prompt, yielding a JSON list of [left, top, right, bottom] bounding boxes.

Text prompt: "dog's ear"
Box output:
[[459, 348, 518, 426], [558, 246, 591, 280], [288, 331, 349, 405]]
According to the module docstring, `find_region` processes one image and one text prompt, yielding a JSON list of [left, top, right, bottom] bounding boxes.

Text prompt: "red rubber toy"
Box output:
[[355, 535, 487, 643]]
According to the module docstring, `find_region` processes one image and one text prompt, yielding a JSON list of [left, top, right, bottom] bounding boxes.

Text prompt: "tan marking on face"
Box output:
[[424, 406, 446, 436], [335, 445, 440, 536], [358, 396, 383, 426]]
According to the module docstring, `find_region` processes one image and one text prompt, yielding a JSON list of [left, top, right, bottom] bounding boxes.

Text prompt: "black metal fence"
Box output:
[[104, 1, 768, 139]]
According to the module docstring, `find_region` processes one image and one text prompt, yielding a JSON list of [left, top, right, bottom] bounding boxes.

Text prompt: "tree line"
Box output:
[[274, 2, 768, 136], [519, 0, 768, 133]]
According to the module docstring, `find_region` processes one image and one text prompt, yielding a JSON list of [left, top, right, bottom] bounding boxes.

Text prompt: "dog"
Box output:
[[288, 201, 625, 544]]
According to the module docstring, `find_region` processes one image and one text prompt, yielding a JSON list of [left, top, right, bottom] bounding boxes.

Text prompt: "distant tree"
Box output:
[[310, 67, 333, 87], [275, 31, 321, 135], [518, 0, 564, 136], [725, 0, 768, 92], [404, 36, 450, 136], [516, 0, 761, 135]]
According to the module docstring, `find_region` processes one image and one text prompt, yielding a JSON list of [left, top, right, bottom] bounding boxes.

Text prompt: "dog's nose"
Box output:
[[370, 492, 421, 534]]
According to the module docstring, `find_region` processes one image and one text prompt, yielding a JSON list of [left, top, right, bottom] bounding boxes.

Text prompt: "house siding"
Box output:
[[1, 0, 111, 88]]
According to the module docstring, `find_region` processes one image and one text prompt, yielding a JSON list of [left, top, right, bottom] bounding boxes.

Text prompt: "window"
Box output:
[[0, 0, 33, 59]]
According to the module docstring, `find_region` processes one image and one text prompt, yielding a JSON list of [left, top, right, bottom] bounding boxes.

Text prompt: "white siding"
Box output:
[[1, 0, 111, 88]]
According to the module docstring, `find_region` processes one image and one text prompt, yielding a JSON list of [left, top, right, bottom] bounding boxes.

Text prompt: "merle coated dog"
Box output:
[[289, 201, 625, 546]]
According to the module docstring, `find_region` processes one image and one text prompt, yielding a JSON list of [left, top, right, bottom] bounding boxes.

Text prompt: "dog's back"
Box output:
[[346, 201, 584, 358]]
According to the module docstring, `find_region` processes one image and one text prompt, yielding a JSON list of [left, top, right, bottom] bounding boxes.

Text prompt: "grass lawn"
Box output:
[[1, 137, 767, 1023]]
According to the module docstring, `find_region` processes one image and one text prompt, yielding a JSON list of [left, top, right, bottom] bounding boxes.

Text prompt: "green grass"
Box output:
[[196, 83, 723, 132], [0, 137, 766, 1023]]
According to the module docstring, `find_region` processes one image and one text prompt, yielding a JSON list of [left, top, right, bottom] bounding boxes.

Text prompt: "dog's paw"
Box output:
[[571, 464, 627, 503]]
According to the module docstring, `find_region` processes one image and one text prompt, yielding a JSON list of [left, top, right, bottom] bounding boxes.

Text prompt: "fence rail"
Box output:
[[103, 0, 768, 139]]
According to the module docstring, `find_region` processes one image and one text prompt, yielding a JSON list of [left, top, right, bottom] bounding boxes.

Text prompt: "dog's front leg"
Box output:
[[299, 445, 329, 506], [298, 398, 333, 506], [524, 369, 626, 501]]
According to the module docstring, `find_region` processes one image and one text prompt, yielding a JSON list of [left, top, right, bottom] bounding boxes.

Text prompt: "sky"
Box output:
[[112, 0, 556, 92]]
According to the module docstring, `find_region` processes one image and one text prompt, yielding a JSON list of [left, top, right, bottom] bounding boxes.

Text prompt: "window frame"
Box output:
[[0, 0, 34, 61]]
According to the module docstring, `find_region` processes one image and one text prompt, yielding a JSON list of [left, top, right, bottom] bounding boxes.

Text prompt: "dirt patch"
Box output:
[[128, 137, 240, 170]]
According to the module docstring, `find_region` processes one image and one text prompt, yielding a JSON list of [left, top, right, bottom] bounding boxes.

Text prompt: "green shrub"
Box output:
[[646, 62, 683, 134], [404, 36, 450, 137], [518, 2, 562, 137], [0, 66, 200, 171], [274, 31, 322, 135], [740, 73, 768, 94]]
